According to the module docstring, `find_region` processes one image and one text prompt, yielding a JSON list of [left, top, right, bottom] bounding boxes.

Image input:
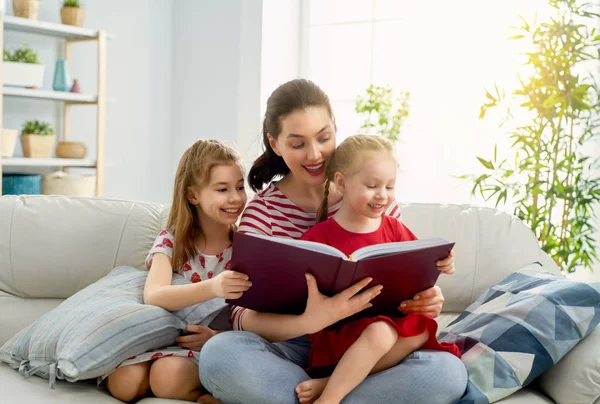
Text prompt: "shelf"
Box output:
[[3, 87, 97, 103], [3, 16, 114, 40], [0, 157, 97, 167]]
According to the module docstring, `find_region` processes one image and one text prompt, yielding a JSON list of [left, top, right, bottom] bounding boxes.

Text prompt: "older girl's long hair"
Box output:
[[316, 135, 395, 223], [167, 139, 242, 271]]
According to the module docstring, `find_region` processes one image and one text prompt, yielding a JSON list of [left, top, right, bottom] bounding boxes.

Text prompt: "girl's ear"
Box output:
[[186, 187, 199, 206], [333, 171, 346, 193], [267, 134, 281, 156]]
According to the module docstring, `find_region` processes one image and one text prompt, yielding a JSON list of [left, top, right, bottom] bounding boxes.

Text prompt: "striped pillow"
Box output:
[[0, 266, 227, 384]]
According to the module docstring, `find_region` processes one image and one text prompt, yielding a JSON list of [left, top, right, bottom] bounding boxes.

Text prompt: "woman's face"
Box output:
[[268, 106, 336, 186]]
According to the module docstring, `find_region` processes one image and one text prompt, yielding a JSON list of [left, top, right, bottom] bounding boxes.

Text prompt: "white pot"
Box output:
[[42, 171, 96, 197], [3, 61, 44, 88], [1, 129, 18, 157]]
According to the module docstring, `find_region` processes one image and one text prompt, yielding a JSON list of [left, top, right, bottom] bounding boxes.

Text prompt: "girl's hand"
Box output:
[[176, 325, 219, 350], [399, 286, 444, 318], [301, 273, 382, 333], [436, 250, 455, 274], [210, 270, 252, 299]]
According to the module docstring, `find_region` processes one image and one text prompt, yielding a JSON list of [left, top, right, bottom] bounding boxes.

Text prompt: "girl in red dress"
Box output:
[[295, 135, 461, 404]]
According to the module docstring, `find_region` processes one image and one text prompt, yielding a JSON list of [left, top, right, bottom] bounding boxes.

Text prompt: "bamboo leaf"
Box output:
[[477, 157, 495, 170]]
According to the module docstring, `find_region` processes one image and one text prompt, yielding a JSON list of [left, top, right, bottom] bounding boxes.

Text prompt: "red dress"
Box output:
[[300, 216, 461, 371]]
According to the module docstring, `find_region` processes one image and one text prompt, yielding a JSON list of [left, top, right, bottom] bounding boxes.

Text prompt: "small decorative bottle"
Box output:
[[52, 59, 72, 92]]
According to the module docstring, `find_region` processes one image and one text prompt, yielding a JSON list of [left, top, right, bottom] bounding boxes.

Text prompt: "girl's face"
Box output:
[[188, 163, 247, 227], [336, 152, 397, 219], [268, 106, 336, 187]]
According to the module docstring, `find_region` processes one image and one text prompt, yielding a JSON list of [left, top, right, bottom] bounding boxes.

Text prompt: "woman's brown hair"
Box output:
[[248, 78, 333, 192], [167, 139, 242, 271], [316, 135, 395, 223]]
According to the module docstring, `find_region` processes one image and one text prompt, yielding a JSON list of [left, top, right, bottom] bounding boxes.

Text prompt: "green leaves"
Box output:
[[3, 45, 41, 64], [463, 0, 600, 274], [477, 157, 495, 170], [355, 85, 410, 143], [22, 120, 54, 136], [63, 0, 80, 8]]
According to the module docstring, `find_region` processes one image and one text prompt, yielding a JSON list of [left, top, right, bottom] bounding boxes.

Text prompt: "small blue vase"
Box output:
[[53, 59, 72, 92]]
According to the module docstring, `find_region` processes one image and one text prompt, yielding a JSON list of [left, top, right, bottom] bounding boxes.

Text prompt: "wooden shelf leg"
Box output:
[[96, 30, 107, 196]]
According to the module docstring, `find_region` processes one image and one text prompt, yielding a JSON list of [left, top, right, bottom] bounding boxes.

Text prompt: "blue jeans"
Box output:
[[199, 331, 467, 404]]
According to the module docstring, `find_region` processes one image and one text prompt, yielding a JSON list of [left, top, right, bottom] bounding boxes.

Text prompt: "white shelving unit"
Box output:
[[0, 16, 112, 196]]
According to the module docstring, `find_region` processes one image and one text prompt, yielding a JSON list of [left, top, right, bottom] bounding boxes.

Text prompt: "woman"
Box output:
[[199, 79, 467, 404]]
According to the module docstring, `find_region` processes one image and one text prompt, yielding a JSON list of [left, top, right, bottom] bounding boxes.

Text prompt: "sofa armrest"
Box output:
[[538, 325, 600, 404]]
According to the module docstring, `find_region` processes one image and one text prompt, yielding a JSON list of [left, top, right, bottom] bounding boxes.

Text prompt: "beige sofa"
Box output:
[[0, 195, 598, 403]]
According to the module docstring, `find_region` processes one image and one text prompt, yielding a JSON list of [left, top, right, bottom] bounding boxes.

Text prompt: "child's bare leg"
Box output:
[[298, 321, 428, 404], [149, 356, 207, 401], [106, 362, 151, 402]]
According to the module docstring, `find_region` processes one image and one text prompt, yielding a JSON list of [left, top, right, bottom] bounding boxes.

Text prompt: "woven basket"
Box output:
[[13, 0, 39, 20], [42, 171, 96, 197]]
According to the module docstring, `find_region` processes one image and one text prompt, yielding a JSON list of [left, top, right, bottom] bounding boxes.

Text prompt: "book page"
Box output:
[[351, 237, 451, 261], [243, 232, 348, 259]]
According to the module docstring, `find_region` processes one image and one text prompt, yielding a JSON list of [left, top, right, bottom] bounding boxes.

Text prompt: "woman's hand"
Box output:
[[176, 325, 219, 350], [301, 273, 382, 333], [436, 250, 455, 274], [399, 286, 445, 318], [210, 270, 252, 299]]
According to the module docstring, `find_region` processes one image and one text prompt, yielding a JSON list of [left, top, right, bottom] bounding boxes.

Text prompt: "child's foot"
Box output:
[[296, 377, 329, 403], [197, 393, 222, 404]]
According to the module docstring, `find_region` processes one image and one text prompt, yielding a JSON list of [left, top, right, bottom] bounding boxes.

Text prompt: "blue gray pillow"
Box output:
[[0, 266, 228, 385], [439, 263, 600, 404]]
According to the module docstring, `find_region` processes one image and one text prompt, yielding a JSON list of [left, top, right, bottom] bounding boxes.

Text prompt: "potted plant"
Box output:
[[13, 0, 40, 20], [20, 120, 55, 158], [61, 0, 85, 27], [3, 45, 44, 88]]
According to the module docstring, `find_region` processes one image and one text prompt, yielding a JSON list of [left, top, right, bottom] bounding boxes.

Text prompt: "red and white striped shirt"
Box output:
[[230, 182, 403, 330]]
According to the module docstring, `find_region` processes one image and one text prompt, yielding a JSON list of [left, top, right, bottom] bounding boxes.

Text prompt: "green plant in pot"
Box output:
[[21, 120, 55, 159], [3, 45, 44, 88], [355, 85, 410, 143], [61, 0, 84, 27], [462, 0, 600, 273]]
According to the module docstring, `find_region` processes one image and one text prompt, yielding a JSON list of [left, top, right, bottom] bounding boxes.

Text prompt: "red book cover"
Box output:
[[227, 232, 454, 315]]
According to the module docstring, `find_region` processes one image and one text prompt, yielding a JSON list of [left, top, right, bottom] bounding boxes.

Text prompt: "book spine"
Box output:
[[332, 260, 357, 294]]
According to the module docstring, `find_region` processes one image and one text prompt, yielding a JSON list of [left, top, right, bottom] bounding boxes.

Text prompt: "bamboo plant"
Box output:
[[463, 0, 600, 273]]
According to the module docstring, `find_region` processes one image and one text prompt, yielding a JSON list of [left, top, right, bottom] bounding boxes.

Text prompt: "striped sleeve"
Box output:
[[386, 199, 402, 221], [231, 196, 274, 330], [238, 198, 273, 236]]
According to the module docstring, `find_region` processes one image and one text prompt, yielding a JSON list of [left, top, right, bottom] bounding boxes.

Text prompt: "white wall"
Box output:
[[170, 0, 263, 182], [4, 0, 174, 203]]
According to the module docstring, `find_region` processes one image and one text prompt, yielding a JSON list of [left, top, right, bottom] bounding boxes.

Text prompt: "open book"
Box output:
[[227, 232, 455, 316]]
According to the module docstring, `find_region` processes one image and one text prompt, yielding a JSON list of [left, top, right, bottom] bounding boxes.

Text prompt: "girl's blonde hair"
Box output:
[[316, 135, 395, 223], [168, 139, 242, 271]]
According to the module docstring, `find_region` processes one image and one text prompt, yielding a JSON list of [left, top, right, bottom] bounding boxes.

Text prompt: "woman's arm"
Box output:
[[144, 253, 250, 311], [242, 274, 382, 342]]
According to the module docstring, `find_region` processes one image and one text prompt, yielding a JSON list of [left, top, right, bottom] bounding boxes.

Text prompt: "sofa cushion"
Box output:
[[439, 263, 600, 404], [0, 266, 227, 384], [537, 324, 600, 404]]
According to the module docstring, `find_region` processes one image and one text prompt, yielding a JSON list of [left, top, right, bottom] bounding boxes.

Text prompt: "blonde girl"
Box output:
[[296, 135, 461, 404]]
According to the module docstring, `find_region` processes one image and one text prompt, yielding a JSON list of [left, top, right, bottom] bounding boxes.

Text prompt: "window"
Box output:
[[301, 0, 552, 205]]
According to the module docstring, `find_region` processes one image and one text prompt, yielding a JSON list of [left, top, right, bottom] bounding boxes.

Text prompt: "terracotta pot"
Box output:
[[21, 134, 55, 158], [56, 141, 87, 159], [13, 0, 39, 20], [60, 7, 85, 27]]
